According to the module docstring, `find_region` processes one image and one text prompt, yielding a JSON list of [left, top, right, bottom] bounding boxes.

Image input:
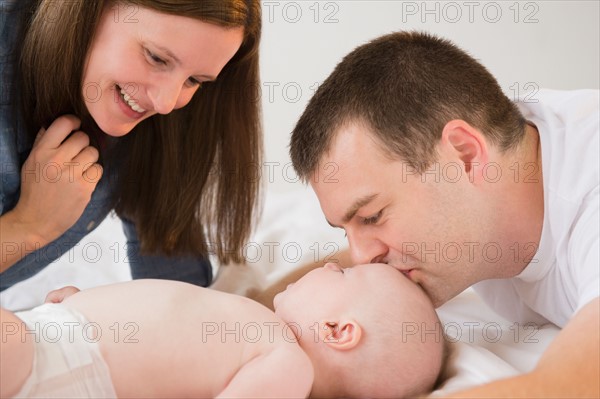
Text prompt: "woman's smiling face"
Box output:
[[81, 4, 244, 136]]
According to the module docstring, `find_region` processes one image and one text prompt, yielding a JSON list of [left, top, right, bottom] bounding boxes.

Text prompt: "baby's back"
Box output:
[[62, 279, 300, 398]]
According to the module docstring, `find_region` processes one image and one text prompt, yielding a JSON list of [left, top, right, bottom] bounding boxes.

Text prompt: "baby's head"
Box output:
[[274, 263, 444, 398]]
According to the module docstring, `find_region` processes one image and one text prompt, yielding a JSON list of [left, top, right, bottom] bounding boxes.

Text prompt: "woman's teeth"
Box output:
[[119, 86, 146, 113]]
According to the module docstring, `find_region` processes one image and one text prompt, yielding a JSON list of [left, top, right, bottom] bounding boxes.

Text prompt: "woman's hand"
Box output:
[[11, 115, 103, 245], [45, 286, 81, 303]]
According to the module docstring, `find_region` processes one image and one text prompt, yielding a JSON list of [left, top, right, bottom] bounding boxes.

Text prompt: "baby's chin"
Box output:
[[272, 291, 283, 312], [272, 282, 296, 313]]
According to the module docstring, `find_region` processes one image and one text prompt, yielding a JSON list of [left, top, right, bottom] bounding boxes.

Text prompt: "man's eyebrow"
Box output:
[[326, 194, 379, 228], [150, 42, 217, 81]]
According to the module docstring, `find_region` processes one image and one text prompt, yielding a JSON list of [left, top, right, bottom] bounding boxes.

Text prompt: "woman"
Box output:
[[0, 0, 262, 290]]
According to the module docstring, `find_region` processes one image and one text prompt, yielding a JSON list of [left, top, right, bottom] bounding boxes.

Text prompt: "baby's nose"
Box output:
[[323, 262, 342, 272]]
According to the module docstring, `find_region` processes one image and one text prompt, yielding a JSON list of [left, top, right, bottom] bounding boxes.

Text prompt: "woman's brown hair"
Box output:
[[17, 0, 262, 264]]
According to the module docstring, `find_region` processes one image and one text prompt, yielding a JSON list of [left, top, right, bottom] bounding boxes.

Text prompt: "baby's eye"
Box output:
[[362, 210, 382, 225]]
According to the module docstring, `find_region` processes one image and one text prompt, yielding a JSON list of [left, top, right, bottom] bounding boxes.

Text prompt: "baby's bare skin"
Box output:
[[60, 279, 313, 398], [3, 263, 443, 398]]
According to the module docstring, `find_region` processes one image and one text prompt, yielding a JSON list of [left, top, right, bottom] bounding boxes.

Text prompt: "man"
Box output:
[[285, 31, 598, 396]]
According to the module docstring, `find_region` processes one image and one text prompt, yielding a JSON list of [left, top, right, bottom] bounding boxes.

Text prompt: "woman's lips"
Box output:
[[115, 84, 147, 119]]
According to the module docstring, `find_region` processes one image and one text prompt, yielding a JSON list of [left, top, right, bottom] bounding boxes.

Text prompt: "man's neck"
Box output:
[[497, 123, 545, 277]]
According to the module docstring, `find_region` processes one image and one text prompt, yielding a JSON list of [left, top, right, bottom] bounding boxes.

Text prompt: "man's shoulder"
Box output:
[[517, 89, 599, 127], [524, 88, 598, 107], [522, 89, 599, 204]]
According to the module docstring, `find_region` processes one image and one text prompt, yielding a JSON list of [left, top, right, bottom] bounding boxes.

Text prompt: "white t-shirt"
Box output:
[[473, 89, 599, 328]]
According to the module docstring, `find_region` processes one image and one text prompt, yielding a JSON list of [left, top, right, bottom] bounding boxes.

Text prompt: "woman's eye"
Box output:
[[146, 49, 166, 65], [186, 77, 202, 88]]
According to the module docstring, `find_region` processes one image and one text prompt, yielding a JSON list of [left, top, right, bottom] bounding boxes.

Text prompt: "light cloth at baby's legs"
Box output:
[[13, 303, 117, 398]]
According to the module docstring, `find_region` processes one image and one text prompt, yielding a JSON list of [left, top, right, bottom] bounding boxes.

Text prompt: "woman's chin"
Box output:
[[103, 129, 133, 138], [95, 119, 136, 137]]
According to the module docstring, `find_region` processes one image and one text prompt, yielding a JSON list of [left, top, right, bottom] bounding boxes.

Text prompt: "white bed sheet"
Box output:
[[0, 186, 559, 395]]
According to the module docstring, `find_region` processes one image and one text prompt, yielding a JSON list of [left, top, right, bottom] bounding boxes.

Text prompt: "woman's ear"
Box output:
[[440, 119, 490, 182], [319, 319, 362, 351]]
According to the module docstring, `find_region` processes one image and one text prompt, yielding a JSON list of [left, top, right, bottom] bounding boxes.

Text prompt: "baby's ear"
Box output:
[[320, 319, 362, 351]]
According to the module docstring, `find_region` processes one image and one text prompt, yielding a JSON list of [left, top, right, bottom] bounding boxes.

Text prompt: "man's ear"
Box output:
[[440, 119, 489, 181], [319, 319, 362, 351]]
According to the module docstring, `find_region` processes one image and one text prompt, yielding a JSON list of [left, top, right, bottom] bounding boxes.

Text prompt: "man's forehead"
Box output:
[[328, 120, 376, 153], [322, 120, 397, 168]]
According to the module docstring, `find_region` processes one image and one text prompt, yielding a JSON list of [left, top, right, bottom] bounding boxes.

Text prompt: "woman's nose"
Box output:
[[148, 82, 182, 115]]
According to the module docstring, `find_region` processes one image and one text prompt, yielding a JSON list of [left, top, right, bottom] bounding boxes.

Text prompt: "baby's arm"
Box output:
[[216, 345, 314, 398], [0, 308, 35, 398]]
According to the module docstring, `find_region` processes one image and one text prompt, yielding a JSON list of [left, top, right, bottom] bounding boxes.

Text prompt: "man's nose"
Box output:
[[347, 229, 388, 265]]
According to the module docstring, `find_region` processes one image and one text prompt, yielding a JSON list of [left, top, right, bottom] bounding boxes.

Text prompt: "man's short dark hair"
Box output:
[[290, 31, 526, 178]]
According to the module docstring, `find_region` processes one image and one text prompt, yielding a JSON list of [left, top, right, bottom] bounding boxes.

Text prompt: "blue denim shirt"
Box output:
[[0, 0, 212, 291]]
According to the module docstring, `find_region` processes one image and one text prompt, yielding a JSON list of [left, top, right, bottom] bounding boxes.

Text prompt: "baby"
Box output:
[[1, 263, 444, 398]]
